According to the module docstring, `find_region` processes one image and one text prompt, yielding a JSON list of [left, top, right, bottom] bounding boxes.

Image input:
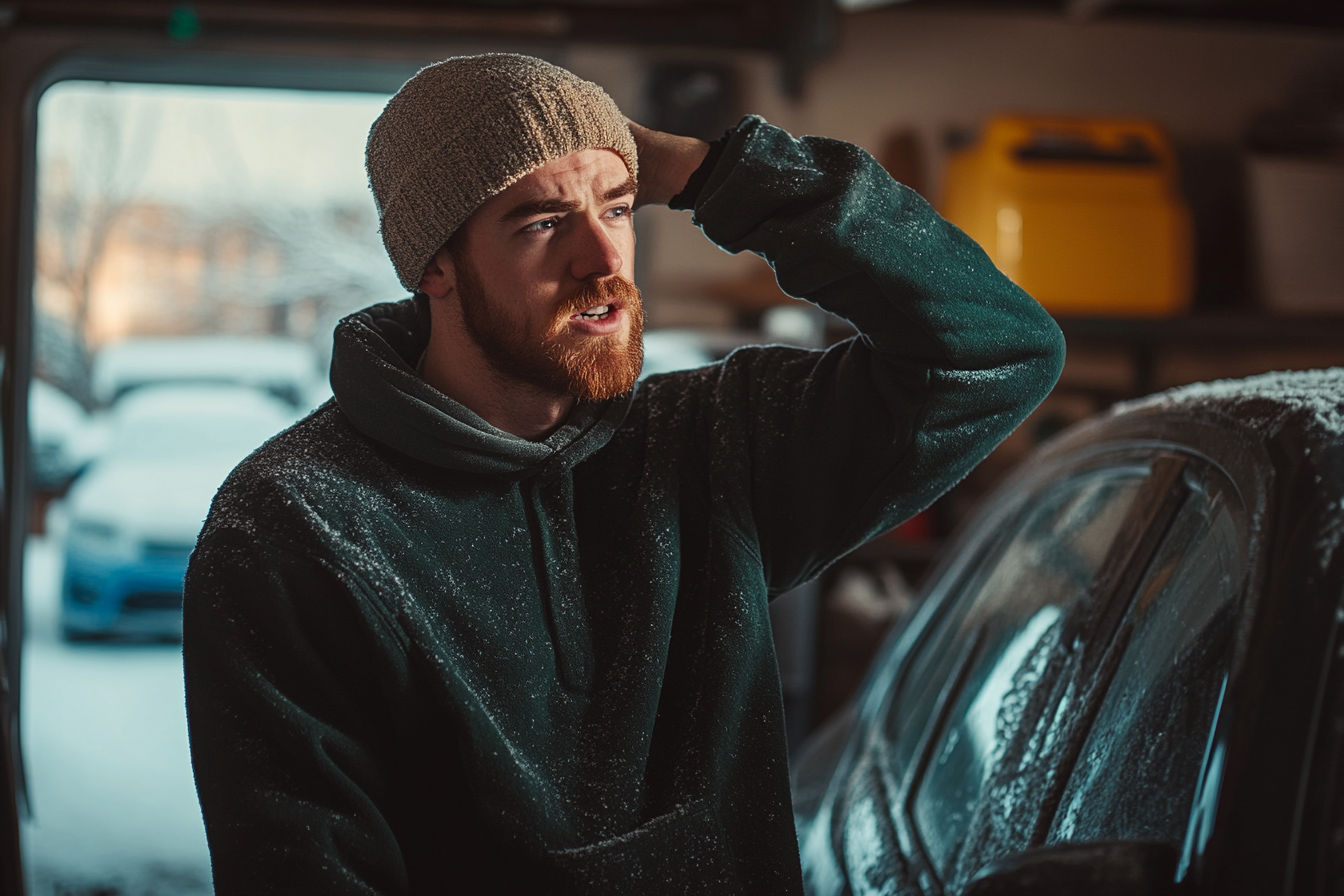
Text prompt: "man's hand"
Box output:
[[627, 121, 711, 209]]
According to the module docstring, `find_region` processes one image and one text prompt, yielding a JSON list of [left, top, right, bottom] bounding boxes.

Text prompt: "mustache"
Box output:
[[553, 277, 642, 320]]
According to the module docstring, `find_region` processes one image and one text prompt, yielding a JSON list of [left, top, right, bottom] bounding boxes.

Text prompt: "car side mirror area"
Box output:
[[962, 841, 1183, 896]]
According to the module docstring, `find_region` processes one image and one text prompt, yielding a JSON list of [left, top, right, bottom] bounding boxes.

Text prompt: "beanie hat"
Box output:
[[366, 54, 639, 291]]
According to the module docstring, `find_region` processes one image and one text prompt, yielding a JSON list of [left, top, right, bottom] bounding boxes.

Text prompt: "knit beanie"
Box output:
[[367, 54, 639, 291]]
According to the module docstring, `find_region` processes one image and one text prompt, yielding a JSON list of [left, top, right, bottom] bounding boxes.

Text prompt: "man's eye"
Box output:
[[606, 205, 631, 220], [524, 218, 558, 233]]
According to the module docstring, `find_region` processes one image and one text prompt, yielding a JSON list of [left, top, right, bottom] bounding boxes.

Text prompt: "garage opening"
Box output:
[[25, 79, 393, 895]]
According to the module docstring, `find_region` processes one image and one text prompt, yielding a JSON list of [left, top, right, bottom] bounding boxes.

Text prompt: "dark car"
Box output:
[[792, 368, 1344, 896]]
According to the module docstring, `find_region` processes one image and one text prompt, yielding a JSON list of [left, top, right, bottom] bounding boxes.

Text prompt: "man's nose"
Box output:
[[569, 214, 623, 281]]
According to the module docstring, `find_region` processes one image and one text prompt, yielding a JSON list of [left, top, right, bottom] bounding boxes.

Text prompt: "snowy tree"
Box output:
[[34, 87, 159, 399], [193, 200, 400, 354]]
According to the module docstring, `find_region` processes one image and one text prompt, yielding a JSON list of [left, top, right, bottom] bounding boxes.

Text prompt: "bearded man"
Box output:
[[183, 54, 1065, 895]]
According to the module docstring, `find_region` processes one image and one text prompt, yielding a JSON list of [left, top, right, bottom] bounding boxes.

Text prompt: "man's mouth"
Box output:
[[573, 303, 616, 321]]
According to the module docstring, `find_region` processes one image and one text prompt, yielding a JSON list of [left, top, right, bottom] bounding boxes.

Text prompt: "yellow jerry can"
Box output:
[[941, 115, 1193, 317]]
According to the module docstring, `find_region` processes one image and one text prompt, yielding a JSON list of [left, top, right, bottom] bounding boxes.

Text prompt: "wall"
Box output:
[[610, 8, 1344, 327]]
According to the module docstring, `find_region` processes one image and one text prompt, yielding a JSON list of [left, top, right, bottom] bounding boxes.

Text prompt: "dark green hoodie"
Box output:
[[183, 116, 1065, 895]]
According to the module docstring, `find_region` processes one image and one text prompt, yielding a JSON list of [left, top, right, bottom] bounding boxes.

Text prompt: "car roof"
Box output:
[[90, 337, 318, 406], [1110, 367, 1344, 446], [110, 382, 298, 423]]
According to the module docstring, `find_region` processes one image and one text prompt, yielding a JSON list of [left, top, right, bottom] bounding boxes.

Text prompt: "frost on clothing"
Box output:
[[182, 116, 1066, 895]]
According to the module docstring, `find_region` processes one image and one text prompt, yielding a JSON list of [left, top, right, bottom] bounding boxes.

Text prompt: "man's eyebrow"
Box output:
[[602, 177, 638, 202], [501, 177, 638, 221], [502, 197, 580, 220]]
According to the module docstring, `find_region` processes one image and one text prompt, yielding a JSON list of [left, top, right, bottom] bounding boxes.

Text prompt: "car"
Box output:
[[89, 336, 322, 409], [59, 384, 300, 640], [640, 320, 824, 381], [792, 367, 1344, 896], [28, 378, 96, 494], [640, 329, 716, 379]]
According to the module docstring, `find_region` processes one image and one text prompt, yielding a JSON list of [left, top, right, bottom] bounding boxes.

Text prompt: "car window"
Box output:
[[882, 464, 1148, 880], [1047, 468, 1243, 847]]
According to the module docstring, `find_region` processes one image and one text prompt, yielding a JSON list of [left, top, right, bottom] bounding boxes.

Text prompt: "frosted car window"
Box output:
[[1048, 475, 1242, 846], [886, 466, 1145, 882], [885, 469, 1144, 776]]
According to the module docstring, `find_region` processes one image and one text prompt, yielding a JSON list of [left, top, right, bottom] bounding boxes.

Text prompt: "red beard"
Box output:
[[456, 252, 645, 403]]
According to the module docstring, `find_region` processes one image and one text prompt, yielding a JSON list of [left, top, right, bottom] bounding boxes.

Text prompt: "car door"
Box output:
[[814, 443, 1248, 895]]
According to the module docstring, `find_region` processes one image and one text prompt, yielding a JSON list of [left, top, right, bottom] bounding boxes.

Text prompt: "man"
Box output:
[[183, 54, 1064, 894]]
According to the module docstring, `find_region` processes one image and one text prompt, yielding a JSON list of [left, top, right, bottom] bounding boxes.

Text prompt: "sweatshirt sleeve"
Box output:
[[183, 528, 411, 895], [678, 116, 1066, 592]]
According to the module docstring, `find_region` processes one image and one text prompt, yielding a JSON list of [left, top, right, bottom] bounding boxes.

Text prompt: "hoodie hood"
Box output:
[[330, 295, 633, 479]]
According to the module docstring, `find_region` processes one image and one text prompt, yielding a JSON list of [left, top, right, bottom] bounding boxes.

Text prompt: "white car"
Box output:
[[60, 384, 300, 640], [640, 330, 716, 379], [29, 378, 95, 493], [90, 336, 323, 409]]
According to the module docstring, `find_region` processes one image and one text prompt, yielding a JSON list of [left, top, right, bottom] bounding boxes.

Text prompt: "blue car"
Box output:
[[60, 384, 298, 640]]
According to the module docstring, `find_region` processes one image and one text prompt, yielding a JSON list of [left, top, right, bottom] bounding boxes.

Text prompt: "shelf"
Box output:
[[1055, 312, 1344, 395], [1056, 313, 1344, 346]]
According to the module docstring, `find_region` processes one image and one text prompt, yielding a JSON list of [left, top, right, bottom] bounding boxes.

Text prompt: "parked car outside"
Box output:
[[28, 378, 96, 494], [640, 329, 715, 379], [640, 325, 815, 381], [60, 384, 300, 640], [90, 336, 322, 410], [793, 368, 1344, 896]]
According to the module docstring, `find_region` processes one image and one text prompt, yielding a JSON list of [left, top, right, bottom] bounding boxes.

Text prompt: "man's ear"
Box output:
[[418, 245, 456, 300]]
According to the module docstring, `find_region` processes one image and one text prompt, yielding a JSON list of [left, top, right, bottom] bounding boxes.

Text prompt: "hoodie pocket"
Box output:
[[545, 799, 733, 895]]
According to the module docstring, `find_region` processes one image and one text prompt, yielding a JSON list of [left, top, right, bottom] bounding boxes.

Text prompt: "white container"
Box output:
[[1247, 156, 1344, 313]]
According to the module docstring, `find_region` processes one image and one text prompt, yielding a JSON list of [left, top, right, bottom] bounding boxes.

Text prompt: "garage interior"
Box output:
[[1, 0, 1343, 891]]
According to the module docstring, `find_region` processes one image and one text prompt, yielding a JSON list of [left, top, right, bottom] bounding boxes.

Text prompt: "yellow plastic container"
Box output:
[[941, 116, 1193, 317]]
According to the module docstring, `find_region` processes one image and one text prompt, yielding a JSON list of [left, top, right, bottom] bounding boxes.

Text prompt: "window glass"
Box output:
[[1048, 474, 1242, 846], [883, 465, 1147, 882], [26, 80, 390, 895], [912, 603, 1064, 875]]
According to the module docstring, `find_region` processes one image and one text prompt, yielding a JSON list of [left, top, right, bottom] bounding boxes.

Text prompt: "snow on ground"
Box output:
[[20, 514, 212, 896]]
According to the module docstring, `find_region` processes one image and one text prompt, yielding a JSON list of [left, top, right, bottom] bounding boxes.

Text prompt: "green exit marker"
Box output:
[[167, 5, 201, 41]]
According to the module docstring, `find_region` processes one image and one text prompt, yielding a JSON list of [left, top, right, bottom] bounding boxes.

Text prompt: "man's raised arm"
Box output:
[[641, 115, 1066, 593]]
